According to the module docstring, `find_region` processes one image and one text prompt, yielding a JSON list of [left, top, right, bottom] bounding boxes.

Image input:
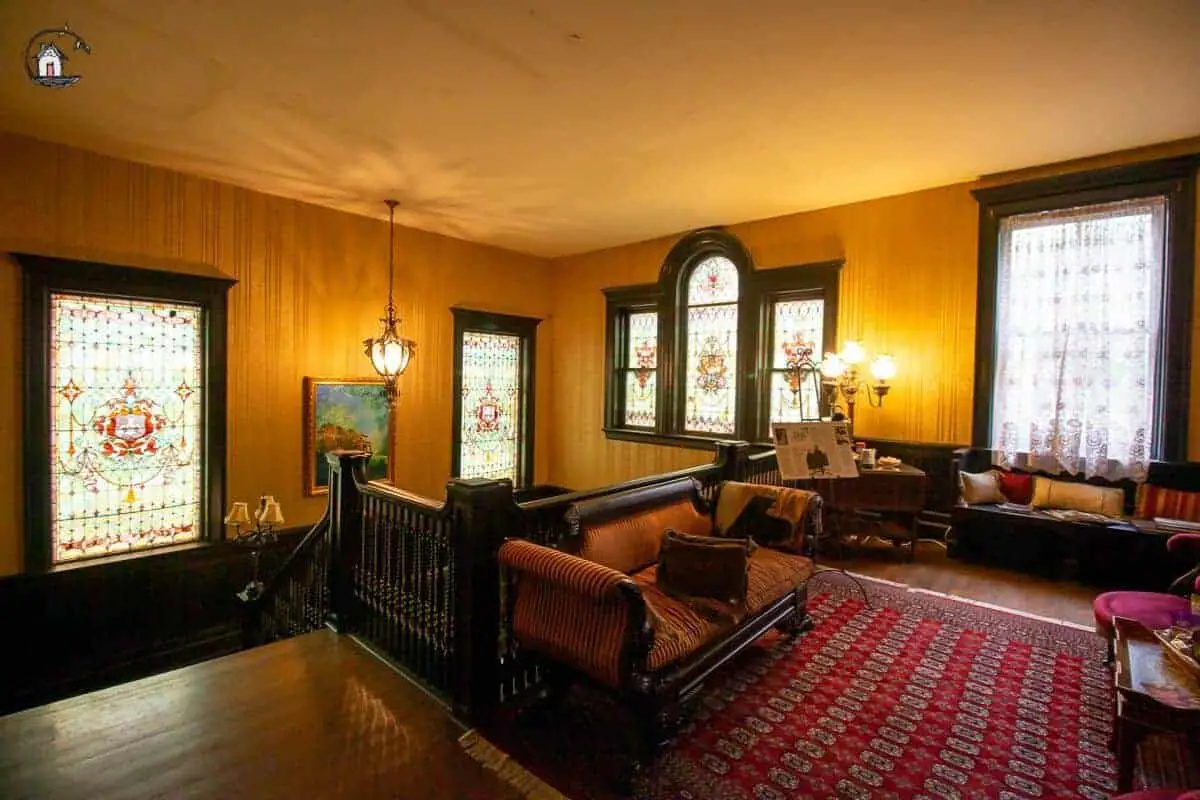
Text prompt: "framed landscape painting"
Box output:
[[302, 377, 394, 496]]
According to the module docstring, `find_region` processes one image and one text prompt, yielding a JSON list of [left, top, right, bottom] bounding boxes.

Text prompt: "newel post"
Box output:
[[326, 450, 369, 634], [446, 477, 516, 722], [714, 440, 752, 483]]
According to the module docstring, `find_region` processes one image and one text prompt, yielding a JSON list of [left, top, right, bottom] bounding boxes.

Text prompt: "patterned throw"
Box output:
[[715, 482, 815, 553], [472, 577, 1198, 800]]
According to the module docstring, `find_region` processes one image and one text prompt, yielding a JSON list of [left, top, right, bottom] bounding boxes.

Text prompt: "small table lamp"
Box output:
[[226, 495, 284, 600]]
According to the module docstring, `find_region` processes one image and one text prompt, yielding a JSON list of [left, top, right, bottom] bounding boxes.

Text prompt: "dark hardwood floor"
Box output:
[[821, 539, 1100, 627], [0, 630, 519, 800]]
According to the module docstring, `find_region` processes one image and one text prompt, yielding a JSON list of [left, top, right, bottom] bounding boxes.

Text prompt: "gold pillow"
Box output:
[[959, 470, 1007, 504], [1030, 477, 1124, 516]]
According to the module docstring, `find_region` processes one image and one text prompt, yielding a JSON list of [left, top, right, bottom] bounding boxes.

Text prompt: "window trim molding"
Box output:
[[18, 253, 237, 573], [660, 229, 756, 438], [602, 283, 662, 433], [969, 155, 1198, 462], [449, 307, 541, 488], [602, 225, 843, 447], [751, 262, 842, 441]]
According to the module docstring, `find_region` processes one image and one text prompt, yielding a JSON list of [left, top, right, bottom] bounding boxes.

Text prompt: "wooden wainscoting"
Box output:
[[0, 531, 302, 715]]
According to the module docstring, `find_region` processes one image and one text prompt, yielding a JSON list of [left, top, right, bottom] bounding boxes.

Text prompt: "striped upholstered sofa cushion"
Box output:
[[1135, 484, 1200, 522]]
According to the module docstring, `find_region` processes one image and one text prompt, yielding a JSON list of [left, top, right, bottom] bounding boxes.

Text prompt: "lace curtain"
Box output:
[[991, 197, 1167, 481]]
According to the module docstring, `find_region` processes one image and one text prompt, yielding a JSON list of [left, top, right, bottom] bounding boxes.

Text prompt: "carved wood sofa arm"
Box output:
[[499, 540, 652, 687]]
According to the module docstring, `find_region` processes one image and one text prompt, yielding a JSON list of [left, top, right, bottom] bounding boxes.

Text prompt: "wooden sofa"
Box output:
[[949, 449, 1200, 587], [498, 477, 821, 766]]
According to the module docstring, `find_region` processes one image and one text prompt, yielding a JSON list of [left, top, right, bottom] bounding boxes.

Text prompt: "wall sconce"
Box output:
[[819, 340, 895, 436], [225, 495, 284, 600]]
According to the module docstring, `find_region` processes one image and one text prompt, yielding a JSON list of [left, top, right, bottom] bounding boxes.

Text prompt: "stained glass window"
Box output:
[[50, 292, 204, 564], [621, 311, 657, 428], [684, 256, 739, 434], [602, 229, 842, 444], [770, 298, 826, 423], [458, 331, 523, 484]]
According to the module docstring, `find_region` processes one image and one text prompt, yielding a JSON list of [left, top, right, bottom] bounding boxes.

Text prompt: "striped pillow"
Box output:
[[1135, 484, 1200, 522]]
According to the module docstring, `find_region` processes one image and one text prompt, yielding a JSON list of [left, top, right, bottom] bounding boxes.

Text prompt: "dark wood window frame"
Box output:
[[970, 155, 1198, 462], [603, 284, 663, 433], [19, 253, 236, 573], [602, 227, 843, 449], [450, 307, 541, 488]]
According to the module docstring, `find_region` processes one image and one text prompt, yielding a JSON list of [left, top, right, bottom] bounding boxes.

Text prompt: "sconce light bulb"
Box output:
[[821, 353, 846, 379], [840, 340, 865, 366], [870, 354, 896, 382]]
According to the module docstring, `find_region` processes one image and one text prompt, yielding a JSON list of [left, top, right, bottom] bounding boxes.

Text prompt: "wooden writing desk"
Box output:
[[789, 464, 928, 559]]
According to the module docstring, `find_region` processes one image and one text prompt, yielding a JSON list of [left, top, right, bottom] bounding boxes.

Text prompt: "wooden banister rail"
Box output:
[[240, 441, 776, 724], [238, 507, 334, 649]]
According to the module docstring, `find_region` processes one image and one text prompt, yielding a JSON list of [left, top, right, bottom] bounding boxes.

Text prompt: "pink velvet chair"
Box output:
[[1093, 533, 1200, 661]]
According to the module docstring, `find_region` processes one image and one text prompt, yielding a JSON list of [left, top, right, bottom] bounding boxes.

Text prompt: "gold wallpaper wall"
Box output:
[[0, 132, 553, 576], [1, 130, 1196, 575]]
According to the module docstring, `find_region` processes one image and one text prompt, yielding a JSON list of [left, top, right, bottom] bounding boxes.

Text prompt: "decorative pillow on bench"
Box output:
[[657, 529, 752, 607], [1136, 484, 1200, 522], [959, 470, 1007, 505], [1030, 477, 1124, 517], [996, 471, 1034, 504]]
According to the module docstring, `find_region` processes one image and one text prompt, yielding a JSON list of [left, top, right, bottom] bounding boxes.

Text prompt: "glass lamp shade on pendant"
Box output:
[[364, 309, 416, 402], [363, 199, 417, 405]]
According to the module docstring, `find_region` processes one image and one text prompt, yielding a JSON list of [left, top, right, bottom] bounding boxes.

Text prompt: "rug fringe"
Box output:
[[458, 729, 571, 800]]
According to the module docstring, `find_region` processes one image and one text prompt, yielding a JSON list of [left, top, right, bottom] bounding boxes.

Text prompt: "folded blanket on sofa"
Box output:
[[715, 481, 815, 552]]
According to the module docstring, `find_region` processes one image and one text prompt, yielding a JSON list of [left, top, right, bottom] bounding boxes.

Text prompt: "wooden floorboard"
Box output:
[[822, 539, 1099, 627], [0, 630, 520, 800]]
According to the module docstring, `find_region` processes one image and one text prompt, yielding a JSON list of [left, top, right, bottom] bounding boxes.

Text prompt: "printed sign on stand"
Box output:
[[772, 421, 858, 481]]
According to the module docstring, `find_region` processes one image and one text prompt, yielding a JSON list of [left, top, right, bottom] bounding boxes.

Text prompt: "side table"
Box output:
[[810, 464, 928, 560], [1111, 616, 1200, 792]]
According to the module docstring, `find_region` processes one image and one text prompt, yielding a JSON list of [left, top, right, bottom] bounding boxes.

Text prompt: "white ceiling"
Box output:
[[3, 0, 1199, 257]]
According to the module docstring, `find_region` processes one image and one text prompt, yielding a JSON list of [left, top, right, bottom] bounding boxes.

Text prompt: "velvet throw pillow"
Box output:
[[997, 471, 1034, 505], [656, 529, 752, 607], [959, 470, 1007, 505]]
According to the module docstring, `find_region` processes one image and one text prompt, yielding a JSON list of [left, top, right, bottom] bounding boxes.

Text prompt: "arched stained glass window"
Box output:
[[602, 228, 841, 445], [683, 256, 739, 434]]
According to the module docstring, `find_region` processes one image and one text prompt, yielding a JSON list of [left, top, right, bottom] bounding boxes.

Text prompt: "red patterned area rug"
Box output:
[[470, 574, 1198, 799]]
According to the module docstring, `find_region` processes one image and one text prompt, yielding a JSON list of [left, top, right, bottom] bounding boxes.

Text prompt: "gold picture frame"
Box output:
[[302, 377, 395, 496]]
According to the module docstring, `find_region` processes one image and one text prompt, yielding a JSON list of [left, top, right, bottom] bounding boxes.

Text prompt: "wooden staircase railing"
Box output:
[[239, 442, 763, 722]]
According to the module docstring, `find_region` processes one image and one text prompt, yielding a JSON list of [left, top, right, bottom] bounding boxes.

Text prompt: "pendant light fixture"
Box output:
[[363, 199, 416, 406]]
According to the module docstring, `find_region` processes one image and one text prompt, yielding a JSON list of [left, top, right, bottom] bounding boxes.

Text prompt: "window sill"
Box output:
[[602, 427, 738, 451], [24, 525, 309, 578]]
